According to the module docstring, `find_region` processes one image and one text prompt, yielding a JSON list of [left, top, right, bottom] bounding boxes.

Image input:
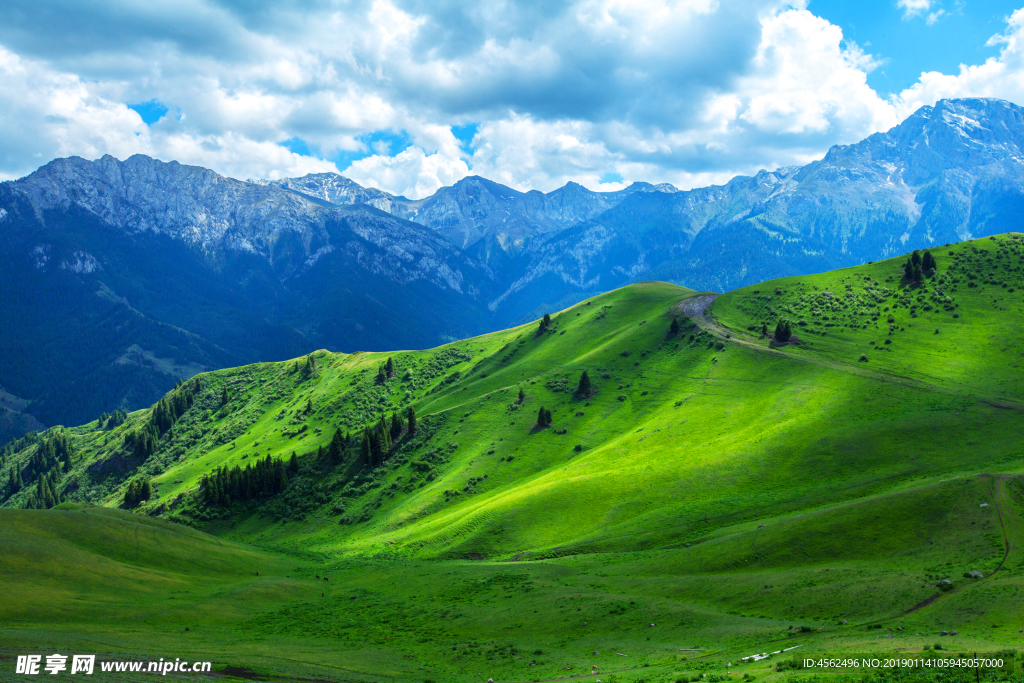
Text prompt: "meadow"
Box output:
[[2, 235, 1024, 682]]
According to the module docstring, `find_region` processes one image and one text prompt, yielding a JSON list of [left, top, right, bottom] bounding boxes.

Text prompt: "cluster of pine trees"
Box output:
[[774, 319, 793, 342], [98, 410, 127, 429], [376, 357, 397, 384], [538, 313, 552, 334], [200, 453, 292, 507], [124, 476, 152, 507], [24, 468, 62, 509], [2, 434, 75, 508], [318, 429, 348, 465], [124, 380, 198, 460], [904, 250, 937, 282], [360, 406, 415, 467], [536, 406, 553, 427]]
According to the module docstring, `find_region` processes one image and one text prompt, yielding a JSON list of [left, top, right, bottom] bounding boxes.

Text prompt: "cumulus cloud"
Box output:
[[898, 0, 934, 19], [893, 9, 1024, 118], [0, 0, 1022, 196]]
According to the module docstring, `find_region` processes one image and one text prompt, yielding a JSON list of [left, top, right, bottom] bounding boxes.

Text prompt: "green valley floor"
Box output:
[[2, 235, 1024, 682]]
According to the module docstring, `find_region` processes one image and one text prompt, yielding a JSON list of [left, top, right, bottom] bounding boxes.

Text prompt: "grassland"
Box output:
[[2, 235, 1024, 682]]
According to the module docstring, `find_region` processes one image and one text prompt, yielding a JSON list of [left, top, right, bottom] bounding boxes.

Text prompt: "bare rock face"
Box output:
[[10, 154, 485, 291]]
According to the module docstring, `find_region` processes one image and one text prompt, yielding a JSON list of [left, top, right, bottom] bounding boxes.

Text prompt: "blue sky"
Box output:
[[2, 0, 1024, 197], [813, 0, 1020, 93]]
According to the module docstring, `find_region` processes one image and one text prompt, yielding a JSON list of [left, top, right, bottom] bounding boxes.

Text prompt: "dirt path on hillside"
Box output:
[[690, 474, 1019, 664], [677, 293, 720, 321], [888, 474, 1014, 619], [674, 293, 1024, 410]]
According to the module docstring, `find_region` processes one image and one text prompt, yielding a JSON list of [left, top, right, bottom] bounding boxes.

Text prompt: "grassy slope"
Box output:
[[3, 235, 1024, 681]]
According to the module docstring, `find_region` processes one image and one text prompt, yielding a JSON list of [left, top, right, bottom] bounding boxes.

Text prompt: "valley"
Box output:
[[2, 234, 1024, 682], [4, 98, 1024, 435]]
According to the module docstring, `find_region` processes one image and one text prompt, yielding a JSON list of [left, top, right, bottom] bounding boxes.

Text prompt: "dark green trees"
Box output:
[[376, 357, 398, 384], [28, 470, 61, 509], [200, 454, 288, 507], [536, 406, 553, 427], [922, 250, 937, 274], [760, 322, 769, 337], [327, 429, 345, 464], [669, 317, 680, 336], [905, 250, 925, 282], [407, 406, 417, 434], [390, 411, 403, 440], [5, 468, 19, 497], [99, 410, 126, 429], [576, 370, 592, 398], [774, 319, 793, 342], [362, 414, 394, 467], [538, 313, 552, 333], [124, 476, 152, 507], [518, 387, 526, 403]]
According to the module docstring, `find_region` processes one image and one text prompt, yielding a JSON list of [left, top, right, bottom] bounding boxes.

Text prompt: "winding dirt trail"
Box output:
[[675, 292, 1024, 410]]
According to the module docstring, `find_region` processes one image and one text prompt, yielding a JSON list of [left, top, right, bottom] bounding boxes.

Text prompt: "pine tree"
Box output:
[[377, 415, 391, 459], [407, 406, 417, 434], [669, 317, 680, 335], [289, 451, 299, 473], [760, 322, 768, 337], [577, 370, 592, 398], [275, 459, 288, 492], [390, 411, 402, 440], [922, 250, 937, 274], [140, 478, 151, 502], [306, 398, 313, 414], [385, 357, 396, 378], [376, 365, 387, 384], [911, 250, 922, 268], [539, 313, 551, 333], [537, 406, 552, 427], [774, 319, 792, 342], [518, 387, 525, 403], [328, 429, 344, 464], [221, 387, 229, 406], [361, 430, 371, 463]]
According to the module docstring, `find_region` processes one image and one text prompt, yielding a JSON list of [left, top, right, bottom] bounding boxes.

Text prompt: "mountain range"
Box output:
[[2, 96, 1024, 437]]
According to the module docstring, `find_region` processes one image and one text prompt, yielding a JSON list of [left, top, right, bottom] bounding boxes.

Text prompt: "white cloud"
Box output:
[[736, 10, 895, 137], [344, 146, 470, 199], [898, 0, 934, 20], [0, 0, 1021, 198], [893, 8, 1024, 119], [0, 46, 145, 179], [0, 46, 338, 182]]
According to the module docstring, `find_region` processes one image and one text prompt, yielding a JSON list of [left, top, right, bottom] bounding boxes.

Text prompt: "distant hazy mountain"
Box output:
[[489, 97, 1024, 318], [0, 155, 493, 429], [264, 172, 677, 276], [3, 97, 1024, 436]]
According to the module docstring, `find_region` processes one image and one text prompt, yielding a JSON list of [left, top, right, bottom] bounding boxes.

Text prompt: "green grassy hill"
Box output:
[[2, 234, 1024, 682]]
